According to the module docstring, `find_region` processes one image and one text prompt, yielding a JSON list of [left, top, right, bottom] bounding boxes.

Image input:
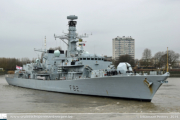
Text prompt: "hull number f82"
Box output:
[[69, 85, 79, 92]]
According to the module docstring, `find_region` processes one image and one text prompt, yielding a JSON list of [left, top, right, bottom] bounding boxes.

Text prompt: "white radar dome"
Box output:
[[117, 62, 133, 74], [54, 50, 60, 57], [36, 59, 40, 63]]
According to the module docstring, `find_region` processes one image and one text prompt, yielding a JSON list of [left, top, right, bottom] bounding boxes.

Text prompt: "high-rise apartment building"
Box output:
[[112, 36, 135, 60]]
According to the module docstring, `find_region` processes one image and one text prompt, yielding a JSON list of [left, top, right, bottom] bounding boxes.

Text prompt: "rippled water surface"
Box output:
[[0, 75, 180, 113]]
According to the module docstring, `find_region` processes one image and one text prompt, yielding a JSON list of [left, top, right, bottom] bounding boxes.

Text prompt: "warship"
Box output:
[[6, 15, 169, 102]]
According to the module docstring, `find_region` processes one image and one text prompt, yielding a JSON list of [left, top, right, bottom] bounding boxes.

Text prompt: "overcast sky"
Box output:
[[0, 0, 180, 60]]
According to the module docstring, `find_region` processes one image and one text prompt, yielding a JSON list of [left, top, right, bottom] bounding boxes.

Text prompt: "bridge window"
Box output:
[[83, 58, 86, 60], [91, 58, 94, 60], [98, 58, 101, 60], [95, 58, 97, 60], [87, 58, 90, 60], [80, 58, 82, 60]]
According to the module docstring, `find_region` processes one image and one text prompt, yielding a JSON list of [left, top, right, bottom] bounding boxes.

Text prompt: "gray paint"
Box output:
[[6, 74, 169, 101], [5, 15, 169, 101]]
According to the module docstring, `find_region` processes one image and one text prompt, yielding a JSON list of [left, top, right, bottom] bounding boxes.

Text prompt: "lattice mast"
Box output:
[[54, 15, 88, 57]]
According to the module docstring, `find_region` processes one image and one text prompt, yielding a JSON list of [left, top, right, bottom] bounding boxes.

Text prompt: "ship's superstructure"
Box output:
[[6, 15, 169, 102]]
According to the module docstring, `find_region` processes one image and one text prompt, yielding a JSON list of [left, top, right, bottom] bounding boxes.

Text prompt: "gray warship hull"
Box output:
[[6, 74, 168, 102]]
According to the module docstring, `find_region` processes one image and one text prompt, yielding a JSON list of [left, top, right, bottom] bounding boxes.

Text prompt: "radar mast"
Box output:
[[54, 15, 87, 57]]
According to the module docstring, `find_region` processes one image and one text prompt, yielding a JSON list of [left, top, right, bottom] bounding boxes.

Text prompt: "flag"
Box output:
[[16, 65, 22, 70], [79, 39, 83, 42], [79, 44, 82, 46]]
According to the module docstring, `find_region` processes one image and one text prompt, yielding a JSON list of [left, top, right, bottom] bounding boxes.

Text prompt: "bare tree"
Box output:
[[134, 59, 139, 68], [31, 58, 37, 63], [0, 58, 25, 70], [153, 50, 180, 69], [161, 50, 180, 68], [141, 48, 152, 67], [154, 51, 165, 68], [113, 55, 135, 68], [142, 48, 152, 59], [49, 46, 62, 50]]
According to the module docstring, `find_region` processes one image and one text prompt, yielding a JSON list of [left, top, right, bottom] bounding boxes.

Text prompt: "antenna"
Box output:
[[167, 47, 168, 72], [42, 38, 43, 50], [60, 36, 61, 50], [54, 34, 56, 40], [44, 36, 46, 51]]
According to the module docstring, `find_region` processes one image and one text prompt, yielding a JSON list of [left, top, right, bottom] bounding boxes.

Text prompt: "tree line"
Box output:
[[140, 48, 180, 69], [113, 48, 180, 69], [1, 47, 179, 70], [0, 46, 62, 71], [0, 57, 32, 70]]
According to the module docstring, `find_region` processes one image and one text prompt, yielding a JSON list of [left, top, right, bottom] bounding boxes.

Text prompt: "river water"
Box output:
[[0, 75, 180, 119]]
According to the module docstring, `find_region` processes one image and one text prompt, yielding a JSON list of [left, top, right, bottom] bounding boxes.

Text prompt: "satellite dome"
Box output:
[[36, 59, 40, 63], [54, 50, 60, 57], [117, 62, 133, 74]]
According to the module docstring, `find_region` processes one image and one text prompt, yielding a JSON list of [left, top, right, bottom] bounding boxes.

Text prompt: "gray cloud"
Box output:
[[0, 0, 180, 59]]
